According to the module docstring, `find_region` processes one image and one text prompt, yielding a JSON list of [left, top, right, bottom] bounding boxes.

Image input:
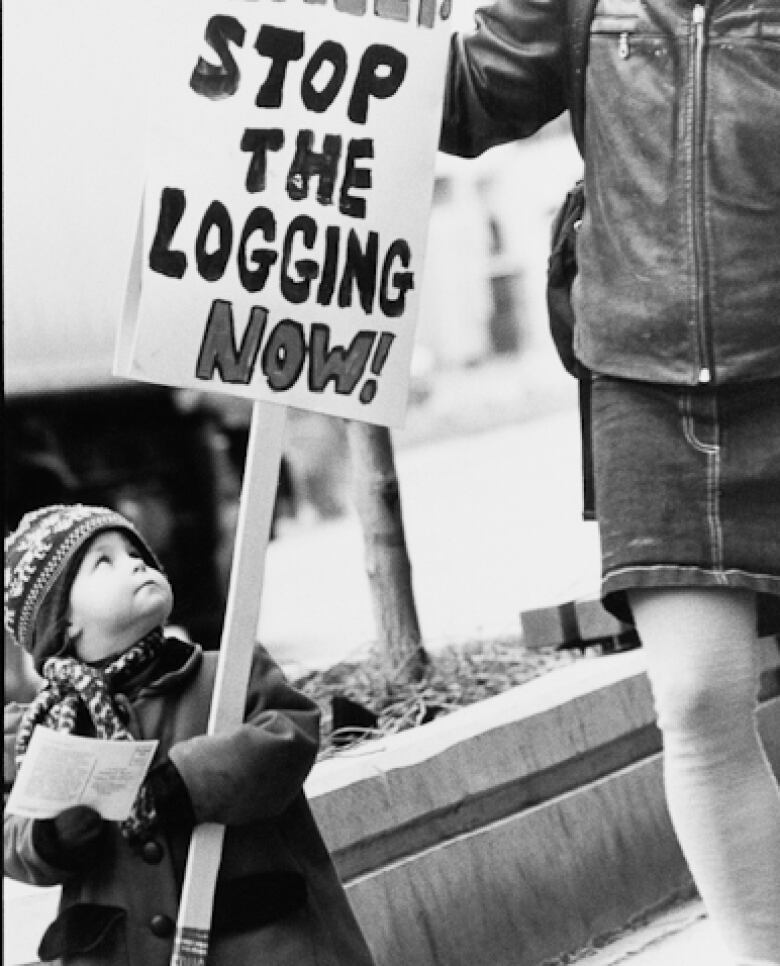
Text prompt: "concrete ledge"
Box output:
[[307, 639, 780, 966], [308, 652, 660, 871]]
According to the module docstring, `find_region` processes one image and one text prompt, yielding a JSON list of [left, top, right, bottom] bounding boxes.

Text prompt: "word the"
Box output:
[[240, 129, 373, 218]]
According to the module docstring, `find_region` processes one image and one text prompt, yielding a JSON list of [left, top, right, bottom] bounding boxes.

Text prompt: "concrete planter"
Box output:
[[307, 641, 780, 966]]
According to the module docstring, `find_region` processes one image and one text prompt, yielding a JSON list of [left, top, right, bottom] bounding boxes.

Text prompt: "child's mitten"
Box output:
[[32, 805, 109, 870], [146, 759, 196, 832]]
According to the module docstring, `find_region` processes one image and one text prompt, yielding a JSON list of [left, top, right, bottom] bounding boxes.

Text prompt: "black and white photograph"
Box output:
[[4, 1, 779, 964]]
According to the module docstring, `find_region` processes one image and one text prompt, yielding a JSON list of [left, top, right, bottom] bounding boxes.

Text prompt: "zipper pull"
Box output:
[[618, 31, 631, 59], [693, 4, 705, 38], [698, 367, 711, 384]]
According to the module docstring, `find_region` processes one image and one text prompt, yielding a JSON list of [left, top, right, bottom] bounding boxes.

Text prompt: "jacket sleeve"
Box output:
[[440, 0, 569, 158], [168, 646, 320, 826], [4, 702, 81, 886]]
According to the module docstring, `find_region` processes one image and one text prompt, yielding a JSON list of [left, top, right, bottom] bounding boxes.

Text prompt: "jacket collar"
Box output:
[[133, 636, 203, 698]]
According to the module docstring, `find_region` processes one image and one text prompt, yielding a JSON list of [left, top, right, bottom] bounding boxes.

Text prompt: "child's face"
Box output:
[[67, 530, 173, 663]]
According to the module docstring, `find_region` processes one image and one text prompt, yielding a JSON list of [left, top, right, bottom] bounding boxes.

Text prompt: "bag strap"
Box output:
[[565, 0, 599, 520], [566, 0, 600, 157]]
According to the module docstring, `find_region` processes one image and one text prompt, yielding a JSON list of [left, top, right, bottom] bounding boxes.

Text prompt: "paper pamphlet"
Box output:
[[6, 728, 158, 822]]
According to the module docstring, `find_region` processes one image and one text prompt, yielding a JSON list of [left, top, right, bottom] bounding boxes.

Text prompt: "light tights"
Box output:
[[629, 587, 780, 965]]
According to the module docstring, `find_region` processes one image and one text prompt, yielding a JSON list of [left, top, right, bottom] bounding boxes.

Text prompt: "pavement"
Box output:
[[2, 351, 740, 965], [3, 878, 726, 966]]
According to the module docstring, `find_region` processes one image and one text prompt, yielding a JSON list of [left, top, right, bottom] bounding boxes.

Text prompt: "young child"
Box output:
[[4, 503, 376, 966]]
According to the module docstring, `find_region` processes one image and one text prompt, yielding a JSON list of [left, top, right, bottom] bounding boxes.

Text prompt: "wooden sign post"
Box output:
[[171, 400, 286, 964], [5, 1, 451, 962]]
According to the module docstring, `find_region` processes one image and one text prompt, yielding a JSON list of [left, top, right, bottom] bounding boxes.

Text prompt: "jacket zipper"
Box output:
[[690, 3, 712, 384]]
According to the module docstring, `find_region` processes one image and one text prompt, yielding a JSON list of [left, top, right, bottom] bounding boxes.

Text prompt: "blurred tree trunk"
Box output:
[[346, 421, 428, 683]]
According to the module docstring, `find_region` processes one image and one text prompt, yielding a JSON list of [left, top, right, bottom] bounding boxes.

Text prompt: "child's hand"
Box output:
[[146, 759, 196, 833], [32, 804, 109, 871]]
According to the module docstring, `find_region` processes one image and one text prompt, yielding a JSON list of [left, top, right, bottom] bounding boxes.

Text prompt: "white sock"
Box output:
[[630, 588, 780, 965]]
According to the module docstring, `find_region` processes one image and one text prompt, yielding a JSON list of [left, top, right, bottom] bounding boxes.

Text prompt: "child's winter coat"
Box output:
[[4, 639, 375, 966]]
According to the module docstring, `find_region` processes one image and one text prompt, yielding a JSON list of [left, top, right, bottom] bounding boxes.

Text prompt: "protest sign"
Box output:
[[110, 4, 454, 962], [117, 0, 452, 427]]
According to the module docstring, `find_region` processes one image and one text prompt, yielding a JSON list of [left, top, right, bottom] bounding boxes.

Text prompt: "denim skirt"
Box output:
[[591, 375, 780, 635]]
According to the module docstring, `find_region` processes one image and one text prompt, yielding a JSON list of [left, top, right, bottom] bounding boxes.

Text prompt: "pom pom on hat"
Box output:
[[4, 504, 162, 671]]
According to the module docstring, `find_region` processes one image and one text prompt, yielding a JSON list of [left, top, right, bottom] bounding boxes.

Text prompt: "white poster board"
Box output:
[[116, 0, 452, 427]]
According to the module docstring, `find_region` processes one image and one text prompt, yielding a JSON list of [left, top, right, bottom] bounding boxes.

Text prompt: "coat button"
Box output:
[[149, 914, 174, 938], [141, 839, 163, 864]]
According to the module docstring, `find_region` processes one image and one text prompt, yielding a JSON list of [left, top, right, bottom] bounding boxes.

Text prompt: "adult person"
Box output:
[[440, 3, 780, 964]]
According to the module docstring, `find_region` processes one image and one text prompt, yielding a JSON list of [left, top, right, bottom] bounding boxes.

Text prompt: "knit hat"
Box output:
[[5, 504, 163, 672]]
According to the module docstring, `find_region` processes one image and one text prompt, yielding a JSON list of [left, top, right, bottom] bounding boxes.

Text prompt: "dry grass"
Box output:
[[294, 637, 578, 759]]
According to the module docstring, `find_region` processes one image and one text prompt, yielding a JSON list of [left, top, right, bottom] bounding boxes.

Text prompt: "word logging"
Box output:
[[149, 189, 415, 318]]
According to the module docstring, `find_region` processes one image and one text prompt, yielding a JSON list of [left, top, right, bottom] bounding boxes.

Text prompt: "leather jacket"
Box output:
[[441, 0, 780, 387]]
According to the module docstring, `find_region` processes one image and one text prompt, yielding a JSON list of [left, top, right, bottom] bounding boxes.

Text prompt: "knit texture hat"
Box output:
[[5, 504, 163, 672]]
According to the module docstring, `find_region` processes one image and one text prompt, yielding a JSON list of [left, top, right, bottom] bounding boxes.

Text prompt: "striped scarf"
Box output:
[[15, 629, 165, 847]]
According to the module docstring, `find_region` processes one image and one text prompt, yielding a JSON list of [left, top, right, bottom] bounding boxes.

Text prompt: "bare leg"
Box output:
[[629, 587, 780, 964]]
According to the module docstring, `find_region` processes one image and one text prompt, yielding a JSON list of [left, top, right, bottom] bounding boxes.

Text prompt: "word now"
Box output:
[[191, 20, 406, 123], [196, 299, 395, 404], [149, 188, 415, 318]]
